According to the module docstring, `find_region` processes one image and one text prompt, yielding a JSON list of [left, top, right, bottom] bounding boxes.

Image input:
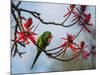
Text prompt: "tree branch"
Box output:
[[11, 2, 77, 28], [34, 43, 81, 61]]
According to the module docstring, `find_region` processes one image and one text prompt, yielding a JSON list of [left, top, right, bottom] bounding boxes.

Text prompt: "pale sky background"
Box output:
[[11, 0, 96, 74]]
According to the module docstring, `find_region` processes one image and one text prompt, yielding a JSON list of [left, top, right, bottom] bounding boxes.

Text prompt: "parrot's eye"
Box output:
[[48, 34, 51, 38]]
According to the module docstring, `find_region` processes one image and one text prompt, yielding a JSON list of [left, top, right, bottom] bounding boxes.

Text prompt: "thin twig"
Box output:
[[16, 1, 21, 8], [46, 46, 62, 51], [61, 13, 71, 24], [33, 23, 39, 32], [47, 47, 64, 55], [51, 48, 65, 57], [17, 11, 24, 31], [73, 26, 84, 40], [11, 8, 22, 31]]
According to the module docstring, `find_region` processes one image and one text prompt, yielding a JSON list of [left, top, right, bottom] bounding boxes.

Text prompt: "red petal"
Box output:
[[83, 53, 88, 60], [28, 35, 36, 44], [24, 17, 33, 30], [72, 15, 79, 22], [81, 50, 89, 60], [61, 38, 67, 40], [62, 46, 68, 55], [80, 41, 85, 48], [70, 44, 77, 52], [83, 24, 91, 33], [80, 5, 87, 13], [83, 50, 89, 56], [83, 13, 91, 23], [59, 42, 67, 47], [64, 12, 70, 17], [70, 4, 75, 10]]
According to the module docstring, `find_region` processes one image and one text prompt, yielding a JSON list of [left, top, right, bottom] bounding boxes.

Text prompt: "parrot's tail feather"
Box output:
[[31, 51, 41, 69]]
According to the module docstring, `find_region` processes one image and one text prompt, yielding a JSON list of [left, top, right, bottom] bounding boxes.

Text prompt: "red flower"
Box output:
[[81, 13, 93, 33], [59, 33, 77, 55], [70, 4, 76, 10], [64, 4, 77, 17], [24, 17, 33, 31], [72, 12, 93, 33], [15, 17, 39, 45], [77, 41, 89, 60], [80, 5, 87, 13], [16, 31, 37, 45], [83, 13, 91, 24]]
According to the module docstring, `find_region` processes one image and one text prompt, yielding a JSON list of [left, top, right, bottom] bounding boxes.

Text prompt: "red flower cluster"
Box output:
[[80, 5, 87, 13], [80, 13, 93, 33], [75, 41, 89, 60], [59, 33, 77, 55], [15, 17, 37, 45], [16, 31, 37, 44], [24, 17, 33, 31], [63, 5, 93, 33], [70, 4, 76, 11], [64, 4, 77, 17], [71, 5, 93, 33], [59, 33, 90, 60]]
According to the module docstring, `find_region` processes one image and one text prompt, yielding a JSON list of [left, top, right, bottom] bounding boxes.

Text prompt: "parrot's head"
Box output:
[[43, 31, 52, 44]]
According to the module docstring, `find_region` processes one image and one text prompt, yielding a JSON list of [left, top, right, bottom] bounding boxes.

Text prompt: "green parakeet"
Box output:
[[31, 31, 52, 69]]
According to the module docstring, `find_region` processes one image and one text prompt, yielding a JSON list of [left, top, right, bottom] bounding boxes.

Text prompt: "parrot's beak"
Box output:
[[51, 35, 53, 38], [48, 35, 53, 44]]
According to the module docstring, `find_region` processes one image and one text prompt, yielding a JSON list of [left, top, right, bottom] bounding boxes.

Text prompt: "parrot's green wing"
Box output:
[[31, 31, 52, 69], [37, 36, 43, 51]]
